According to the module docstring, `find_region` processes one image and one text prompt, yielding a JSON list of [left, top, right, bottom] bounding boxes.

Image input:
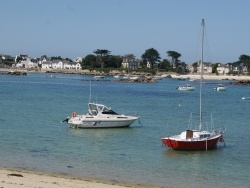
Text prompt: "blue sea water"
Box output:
[[0, 73, 250, 188]]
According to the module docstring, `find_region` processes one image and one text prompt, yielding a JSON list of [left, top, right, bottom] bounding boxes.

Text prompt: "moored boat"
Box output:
[[214, 84, 226, 91], [94, 75, 105, 80], [63, 102, 138, 128], [177, 84, 195, 91], [162, 19, 226, 150]]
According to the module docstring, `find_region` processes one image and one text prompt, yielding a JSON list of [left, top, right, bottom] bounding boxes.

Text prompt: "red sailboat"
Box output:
[[162, 19, 226, 150]]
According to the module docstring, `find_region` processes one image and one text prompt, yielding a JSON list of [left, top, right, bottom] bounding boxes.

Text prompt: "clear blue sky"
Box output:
[[1, 0, 249, 64]]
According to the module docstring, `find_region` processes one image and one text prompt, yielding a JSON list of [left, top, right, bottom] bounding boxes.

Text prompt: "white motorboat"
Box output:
[[94, 75, 105, 80], [177, 84, 195, 91], [121, 74, 130, 80], [113, 75, 121, 79], [63, 102, 138, 128], [129, 75, 140, 80], [214, 84, 226, 91]]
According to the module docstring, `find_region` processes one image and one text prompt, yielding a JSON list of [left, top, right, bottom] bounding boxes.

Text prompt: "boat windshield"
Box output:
[[102, 110, 119, 115], [88, 103, 118, 115]]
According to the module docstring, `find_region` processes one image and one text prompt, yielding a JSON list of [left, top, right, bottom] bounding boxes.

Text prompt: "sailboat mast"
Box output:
[[199, 19, 205, 130]]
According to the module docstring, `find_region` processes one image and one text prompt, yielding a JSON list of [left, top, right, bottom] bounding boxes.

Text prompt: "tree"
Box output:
[[212, 63, 219, 74], [93, 49, 111, 69], [239, 54, 250, 72], [51, 56, 62, 60], [176, 62, 187, 74], [166, 51, 181, 68], [192, 62, 198, 73], [158, 59, 172, 71], [141, 48, 161, 69], [82, 54, 96, 68], [104, 55, 122, 68]]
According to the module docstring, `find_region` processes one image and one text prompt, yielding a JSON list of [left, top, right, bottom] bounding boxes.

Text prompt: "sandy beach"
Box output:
[[169, 74, 250, 81], [0, 168, 161, 188]]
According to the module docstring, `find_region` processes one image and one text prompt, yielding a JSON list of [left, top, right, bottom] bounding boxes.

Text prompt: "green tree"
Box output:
[[141, 48, 161, 69], [239, 54, 250, 72], [51, 56, 62, 60], [212, 63, 219, 74], [82, 54, 96, 68], [93, 49, 111, 69], [192, 62, 198, 73], [166, 51, 181, 63], [104, 55, 122, 68], [158, 59, 172, 71]]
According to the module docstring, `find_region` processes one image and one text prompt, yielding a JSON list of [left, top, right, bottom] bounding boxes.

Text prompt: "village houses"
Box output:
[[0, 53, 248, 74]]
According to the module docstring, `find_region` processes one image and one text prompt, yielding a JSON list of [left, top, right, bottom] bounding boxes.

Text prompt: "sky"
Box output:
[[0, 0, 250, 64]]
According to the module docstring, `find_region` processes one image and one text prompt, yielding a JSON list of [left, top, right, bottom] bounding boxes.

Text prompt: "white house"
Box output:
[[122, 55, 140, 69], [16, 58, 38, 68], [197, 62, 212, 74], [217, 63, 230, 75], [74, 57, 82, 63], [41, 60, 82, 70], [41, 61, 52, 69]]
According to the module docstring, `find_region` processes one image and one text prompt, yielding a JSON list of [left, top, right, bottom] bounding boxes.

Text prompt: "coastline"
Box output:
[[0, 167, 162, 188], [1, 67, 250, 81], [169, 73, 250, 81]]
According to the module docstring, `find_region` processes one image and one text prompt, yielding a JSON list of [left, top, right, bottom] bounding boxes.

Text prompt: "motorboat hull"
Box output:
[[68, 116, 138, 128], [161, 136, 221, 150], [215, 87, 226, 91], [178, 87, 195, 91], [65, 102, 138, 128]]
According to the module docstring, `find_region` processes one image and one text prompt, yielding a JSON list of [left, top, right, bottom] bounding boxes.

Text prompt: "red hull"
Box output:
[[162, 137, 221, 150]]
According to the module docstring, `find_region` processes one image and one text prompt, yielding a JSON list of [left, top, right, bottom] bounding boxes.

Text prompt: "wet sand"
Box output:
[[0, 168, 163, 188]]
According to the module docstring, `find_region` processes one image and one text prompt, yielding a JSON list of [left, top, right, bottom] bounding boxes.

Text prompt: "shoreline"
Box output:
[[1, 67, 250, 81], [0, 167, 163, 188], [169, 73, 250, 81]]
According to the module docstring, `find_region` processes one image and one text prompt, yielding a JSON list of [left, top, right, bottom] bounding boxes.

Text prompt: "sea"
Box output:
[[0, 72, 249, 188]]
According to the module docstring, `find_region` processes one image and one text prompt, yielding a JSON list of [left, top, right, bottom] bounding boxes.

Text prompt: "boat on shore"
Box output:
[[162, 19, 226, 150], [63, 102, 138, 128]]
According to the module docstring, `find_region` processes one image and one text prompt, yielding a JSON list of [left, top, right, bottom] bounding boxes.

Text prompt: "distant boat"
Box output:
[[242, 97, 250, 100], [177, 84, 195, 91], [214, 84, 226, 91], [113, 75, 121, 79], [121, 74, 130, 80], [189, 78, 196, 82], [129, 75, 140, 80], [162, 19, 226, 150], [94, 75, 105, 80]]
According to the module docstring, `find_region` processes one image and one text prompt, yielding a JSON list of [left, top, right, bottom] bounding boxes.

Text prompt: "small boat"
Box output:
[[129, 75, 140, 80], [94, 75, 105, 80], [63, 102, 138, 128], [113, 75, 121, 79], [242, 97, 250, 100], [177, 84, 195, 91], [162, 19, 225, 150], [121, 74, 130, 80], [189, 78, 196, 82], [214, 84, 226, 91]]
